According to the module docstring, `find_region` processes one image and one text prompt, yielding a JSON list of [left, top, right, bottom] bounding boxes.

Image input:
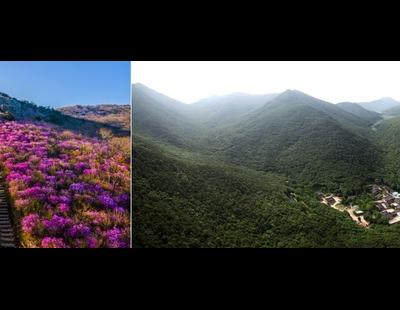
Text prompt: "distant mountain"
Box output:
[[132, 86, 380, 193], [132, 83, 202, 148], [337, 102, 382, 125], [187, 92, 278, 128], [382, 105, 400, 117], [0, 92, 128, 137], [132, 84, 277, 139], [358, 97, 400, 113], [258, 90, 372, 135], [214, 90, 379, 191], [58, 104, 130, 130]]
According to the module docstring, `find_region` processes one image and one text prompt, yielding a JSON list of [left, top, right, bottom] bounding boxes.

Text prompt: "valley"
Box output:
[[132, 83, 400, 248]]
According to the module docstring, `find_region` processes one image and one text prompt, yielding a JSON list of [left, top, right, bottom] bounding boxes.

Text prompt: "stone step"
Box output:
[[0, 230, 14, 234], [1, 232, 14, 237], [1, 234, 14, 239], [1, 243, 15, 248]]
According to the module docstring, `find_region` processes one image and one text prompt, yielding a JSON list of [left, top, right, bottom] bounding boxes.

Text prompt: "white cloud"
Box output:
[[131, 61, 400, 104]]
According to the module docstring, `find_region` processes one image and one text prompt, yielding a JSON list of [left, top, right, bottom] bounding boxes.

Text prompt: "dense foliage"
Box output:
[[133, 134, 400, 247], [132, 84, 400, 248], [373, 117, 400, 190], [0, 121, 130, 248]]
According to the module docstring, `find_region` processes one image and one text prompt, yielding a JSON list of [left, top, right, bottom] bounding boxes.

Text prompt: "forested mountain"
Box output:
[[132, 83, 202, 148], [337, 102, 382, 125], [358, 97, 400, 113], [132, 84, 400, 248], [209, 90, 379, 193]]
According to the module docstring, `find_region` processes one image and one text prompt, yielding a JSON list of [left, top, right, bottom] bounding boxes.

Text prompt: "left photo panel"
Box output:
[[0, 61, 131, 248]]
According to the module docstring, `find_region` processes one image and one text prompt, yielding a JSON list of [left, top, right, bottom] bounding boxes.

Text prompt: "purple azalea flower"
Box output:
[[69, 182, 85, 193], [67, 224, 91, 238], [41, 237, 67, 248], [98, 194, 118, 209], [21, 213, 40, 233]]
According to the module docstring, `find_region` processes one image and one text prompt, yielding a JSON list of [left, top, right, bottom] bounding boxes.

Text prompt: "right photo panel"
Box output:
[[132, 61, 400, 248]]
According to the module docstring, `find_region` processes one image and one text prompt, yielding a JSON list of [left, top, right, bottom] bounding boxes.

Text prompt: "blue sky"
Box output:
[[0, 61, 130, 107]]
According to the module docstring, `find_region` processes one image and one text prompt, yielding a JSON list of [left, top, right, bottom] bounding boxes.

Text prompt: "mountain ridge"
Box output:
[[0, 91, 129, 137], [358, 97, 400, 113], [336, 101, 382, 125]]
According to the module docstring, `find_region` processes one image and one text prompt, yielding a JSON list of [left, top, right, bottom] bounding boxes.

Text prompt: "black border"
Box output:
[[2, 18, 400, 289]]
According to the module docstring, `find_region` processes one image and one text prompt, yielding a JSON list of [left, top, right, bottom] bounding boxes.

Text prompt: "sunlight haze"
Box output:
[[132, 61, 400, 104]]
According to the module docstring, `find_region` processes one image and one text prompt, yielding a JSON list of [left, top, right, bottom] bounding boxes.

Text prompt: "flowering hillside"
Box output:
[[0, 121, 130, 248]]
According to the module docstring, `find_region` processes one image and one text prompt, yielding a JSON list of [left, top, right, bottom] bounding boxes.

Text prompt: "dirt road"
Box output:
[[346, 208, 369, 228]]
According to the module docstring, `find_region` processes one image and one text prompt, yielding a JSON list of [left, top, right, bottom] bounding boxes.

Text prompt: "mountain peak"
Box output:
[[359, 97, 400, 113], [280, 89, 310, 97], [0, 92, 11, 99], [275, 89, 315, 102], [380, 97, 397, 102]]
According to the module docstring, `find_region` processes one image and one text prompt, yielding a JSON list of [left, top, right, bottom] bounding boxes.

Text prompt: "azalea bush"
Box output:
[[0, 121, 130, 248]]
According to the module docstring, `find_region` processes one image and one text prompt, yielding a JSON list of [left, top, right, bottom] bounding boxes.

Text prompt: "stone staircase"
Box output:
[[0, 175, 16, 248]]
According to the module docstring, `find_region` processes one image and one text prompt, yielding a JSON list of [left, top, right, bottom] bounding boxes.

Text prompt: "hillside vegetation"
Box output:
[[59, 104, 130, 130], [0, 92, 129, 137], [132, 84, 400, 247], [337, 102, 381, 125]]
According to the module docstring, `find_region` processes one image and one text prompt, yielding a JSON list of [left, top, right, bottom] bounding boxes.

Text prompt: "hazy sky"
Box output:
[[132, 61, 400, 104], [0, 61, 130, 107]]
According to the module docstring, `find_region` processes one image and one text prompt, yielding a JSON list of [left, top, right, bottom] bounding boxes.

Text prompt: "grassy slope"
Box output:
[[58, 104, 131, 130], [0, 93, 129, 137]]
